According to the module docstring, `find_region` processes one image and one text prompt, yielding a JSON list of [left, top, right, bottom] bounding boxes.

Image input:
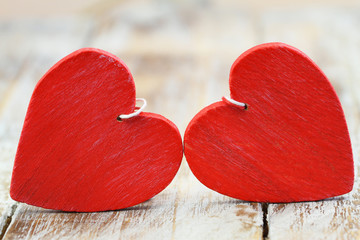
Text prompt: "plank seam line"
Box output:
[[0, 203, 18, 240], [262, 203, 269, 240], [170, 192, 179, 240]]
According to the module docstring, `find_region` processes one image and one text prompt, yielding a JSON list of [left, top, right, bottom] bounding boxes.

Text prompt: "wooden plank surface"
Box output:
[[0, 1, 360, 239]]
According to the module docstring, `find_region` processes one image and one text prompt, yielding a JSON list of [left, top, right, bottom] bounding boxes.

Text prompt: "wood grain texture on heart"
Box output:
[[184, 42, 353, 203], [10, 48, 183, 212]]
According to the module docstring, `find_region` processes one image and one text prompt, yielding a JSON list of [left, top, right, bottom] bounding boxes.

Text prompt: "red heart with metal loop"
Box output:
[[10, 48, 183, 211], [184, 43, 353, 202]]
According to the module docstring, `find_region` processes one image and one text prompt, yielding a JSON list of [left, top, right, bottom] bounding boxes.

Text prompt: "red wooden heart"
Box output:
[[10, 48, 183, 212], [184, 43, 353, 202]]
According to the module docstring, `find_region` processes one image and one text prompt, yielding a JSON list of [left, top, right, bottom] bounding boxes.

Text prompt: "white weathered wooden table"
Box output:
[[0, 1, 359, 239]]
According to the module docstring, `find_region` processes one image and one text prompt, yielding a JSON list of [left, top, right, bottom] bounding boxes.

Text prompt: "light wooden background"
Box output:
[[0, 0, 360, 239]]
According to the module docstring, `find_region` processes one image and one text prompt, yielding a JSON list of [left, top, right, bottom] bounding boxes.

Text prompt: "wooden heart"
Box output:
[[10, 48, 183, 212], [184, 43, 353, 202]]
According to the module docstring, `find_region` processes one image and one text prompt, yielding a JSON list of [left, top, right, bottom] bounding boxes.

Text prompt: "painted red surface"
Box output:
[[10, 48, 183, 212], [184, 42, 354, 202]]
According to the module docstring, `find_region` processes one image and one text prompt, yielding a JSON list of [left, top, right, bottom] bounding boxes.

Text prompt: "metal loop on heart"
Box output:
[[222, 96, 248, 110], [117, 98, 147, 121]]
